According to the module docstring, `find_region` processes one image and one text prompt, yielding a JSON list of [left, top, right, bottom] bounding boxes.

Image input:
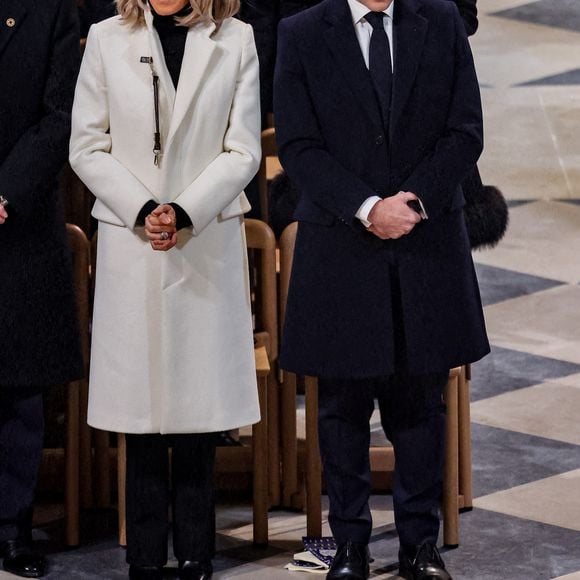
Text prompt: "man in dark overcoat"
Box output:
[[274, 0, 489, 578], [0, 0, 82, 577]]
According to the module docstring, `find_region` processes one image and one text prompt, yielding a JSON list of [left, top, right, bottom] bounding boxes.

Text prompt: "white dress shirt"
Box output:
[[347, 0, 395, 227]]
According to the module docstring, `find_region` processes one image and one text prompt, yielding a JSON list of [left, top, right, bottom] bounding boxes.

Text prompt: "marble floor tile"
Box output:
[[474, 469, 580, 533], [506, 199, 535, 208], [470, 346, 580, 401], [477, 90, 576, 199], [471, 18, 580, 90], [471, 373, 580, 445], [482, 285, 580, 363], [491, 0, 580, 34], [519, 68, 580, 86], [442, 508, 580, 580], [474, 202, 580, 283], [478, 0, 540, 15], [470, 423, 580, 497], [474, 263, 563, 307]]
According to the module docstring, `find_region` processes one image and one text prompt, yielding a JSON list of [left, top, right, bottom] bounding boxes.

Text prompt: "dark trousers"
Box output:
[[0, 389, 44, 543], [318, 372, 447, 548], [125, 433, 217, 567]]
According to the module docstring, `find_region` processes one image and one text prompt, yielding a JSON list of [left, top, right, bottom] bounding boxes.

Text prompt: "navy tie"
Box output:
[[365, 11, 393, 129]]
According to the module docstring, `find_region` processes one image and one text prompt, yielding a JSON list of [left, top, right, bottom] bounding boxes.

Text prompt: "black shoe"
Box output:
[[398, 542, 452, 580], [178, 560, 213, 579], [128, 564, 164, 579], [326, 541, 369, 579], [1, 539, 46, 578]]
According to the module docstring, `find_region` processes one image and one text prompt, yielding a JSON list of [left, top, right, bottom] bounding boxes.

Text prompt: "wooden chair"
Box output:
[[244, 218, 280, 505], [278, 222, 472, 547], [257, 128, 280, 222], [63, 224, 91, 546], [458, 364, 473, 511]]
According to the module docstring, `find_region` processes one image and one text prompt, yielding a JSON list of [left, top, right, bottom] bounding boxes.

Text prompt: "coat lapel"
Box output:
[[0, 0, 26, 59], [390, 0, 428, 138], [323, 0, 383, 129], [166, 22, 217, 148]]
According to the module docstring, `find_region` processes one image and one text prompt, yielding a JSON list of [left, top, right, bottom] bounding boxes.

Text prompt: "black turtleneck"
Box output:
[[136, 3, 193, 231], [150, 3, 191, 88]]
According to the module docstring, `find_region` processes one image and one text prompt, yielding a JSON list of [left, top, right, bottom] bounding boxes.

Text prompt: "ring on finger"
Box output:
[[160, 231, 170, 241]]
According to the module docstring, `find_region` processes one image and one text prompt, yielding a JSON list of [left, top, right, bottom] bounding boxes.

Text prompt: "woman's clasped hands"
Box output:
[[145, 204, 178, 251]]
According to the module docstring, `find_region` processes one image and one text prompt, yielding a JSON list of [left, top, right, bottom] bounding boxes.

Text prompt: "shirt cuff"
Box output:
[[355, 196, 382, 227]]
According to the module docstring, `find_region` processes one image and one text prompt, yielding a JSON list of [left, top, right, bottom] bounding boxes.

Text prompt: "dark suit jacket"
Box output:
[[274, 0, 489, 378], [0, 0, 83, 388]]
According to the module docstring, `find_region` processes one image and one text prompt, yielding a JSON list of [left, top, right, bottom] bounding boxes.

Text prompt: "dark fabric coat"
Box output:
[[243, 0, 477, 115], [274, 0, 489, 378], [0, 0, 83, 388], [77, 0, 115, 37]]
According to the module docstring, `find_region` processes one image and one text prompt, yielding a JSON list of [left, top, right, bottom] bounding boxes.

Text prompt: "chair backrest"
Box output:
[[66, 223, 91, 371], [244, 218, 278, 361], [258, 127, 278, 223]]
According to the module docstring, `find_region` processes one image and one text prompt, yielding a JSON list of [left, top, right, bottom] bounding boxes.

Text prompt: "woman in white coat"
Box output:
[[70, 0, 261, 577]]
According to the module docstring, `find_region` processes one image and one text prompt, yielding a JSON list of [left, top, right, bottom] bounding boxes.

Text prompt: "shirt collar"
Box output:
[[346, 0, 395, 25]]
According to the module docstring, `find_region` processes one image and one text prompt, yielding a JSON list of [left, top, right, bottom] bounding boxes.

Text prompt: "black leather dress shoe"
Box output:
[[326, 541, 370, 580], [398, 542, 452, 580], [179, 560, 213, 579], [128, 564, 164, 579], [1, 539, 46, 578]]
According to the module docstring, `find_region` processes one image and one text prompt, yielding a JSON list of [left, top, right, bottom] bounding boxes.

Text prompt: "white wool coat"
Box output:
[[69, 9, 261, 434]]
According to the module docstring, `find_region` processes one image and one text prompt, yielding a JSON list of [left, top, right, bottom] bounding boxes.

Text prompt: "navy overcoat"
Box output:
[[274, 0, 490, 378], [0, 0, 83, 388]]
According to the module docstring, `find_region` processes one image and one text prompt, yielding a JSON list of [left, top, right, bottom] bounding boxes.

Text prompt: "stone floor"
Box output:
[[3, 1, 580, 578]]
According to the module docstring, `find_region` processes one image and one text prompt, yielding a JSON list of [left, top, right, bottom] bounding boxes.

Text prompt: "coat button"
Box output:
[[6, 18, 16, 27], [375, 135, 384, 145]]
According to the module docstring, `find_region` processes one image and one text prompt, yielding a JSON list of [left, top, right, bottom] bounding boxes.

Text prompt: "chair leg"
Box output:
[[304, 376, 322, 538], [281, 372, 298, 507], [443, 370, 459, 548], [267, 371, 281, 506], [117, 433, 127, 547], [65, 381, 80, 547], [458, 366, 473, 511], [253, 373, 269, 545], [79, 379, 93, 509]]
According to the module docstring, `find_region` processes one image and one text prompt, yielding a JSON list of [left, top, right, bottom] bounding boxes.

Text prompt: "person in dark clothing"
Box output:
[[0, 0, 83, 577], [77, 0, 117, 36], [274, 1, 489, 579]]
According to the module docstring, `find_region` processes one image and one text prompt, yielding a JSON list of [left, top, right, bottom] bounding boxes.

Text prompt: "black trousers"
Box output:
[[317, 264, 448, 549], [0, 389, 44, 543], [318, 371, 447, 548], [125, 433, 217, 567]]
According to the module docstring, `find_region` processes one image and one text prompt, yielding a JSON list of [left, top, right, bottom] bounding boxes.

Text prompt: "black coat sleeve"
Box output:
[[400, 6, 483, 218], [0, 0, 80, 222]]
